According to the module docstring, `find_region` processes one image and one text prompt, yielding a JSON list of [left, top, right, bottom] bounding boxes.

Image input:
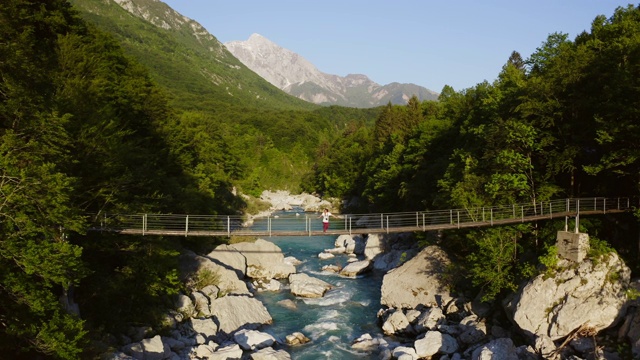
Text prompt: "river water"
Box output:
[[250, 210, 386, 359]]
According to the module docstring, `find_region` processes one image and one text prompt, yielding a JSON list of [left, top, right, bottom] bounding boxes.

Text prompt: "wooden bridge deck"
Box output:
[[91, 197, 634, 237]]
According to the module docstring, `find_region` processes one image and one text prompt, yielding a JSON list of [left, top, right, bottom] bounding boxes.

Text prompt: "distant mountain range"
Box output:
[[225, 34, 439, 108], [71, 0, 437, 109]]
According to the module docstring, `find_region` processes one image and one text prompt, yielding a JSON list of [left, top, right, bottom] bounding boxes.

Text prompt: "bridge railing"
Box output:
[[92, 197, 635, 236]]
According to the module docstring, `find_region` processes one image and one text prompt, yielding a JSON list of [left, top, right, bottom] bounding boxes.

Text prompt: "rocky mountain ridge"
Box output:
[[113, 0, 229, 59], [225, 33, 439, 108], [71, 0, 317, 111]]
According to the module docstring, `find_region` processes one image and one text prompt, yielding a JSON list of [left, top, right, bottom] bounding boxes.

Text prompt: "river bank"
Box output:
[[241, 190, 339, 226]]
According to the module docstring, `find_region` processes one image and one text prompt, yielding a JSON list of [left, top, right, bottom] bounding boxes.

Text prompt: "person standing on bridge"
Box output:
[[319, 208, 335, 233]]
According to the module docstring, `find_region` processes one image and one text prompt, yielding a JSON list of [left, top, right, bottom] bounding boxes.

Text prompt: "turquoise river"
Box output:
[[250, 209, 387, 359]]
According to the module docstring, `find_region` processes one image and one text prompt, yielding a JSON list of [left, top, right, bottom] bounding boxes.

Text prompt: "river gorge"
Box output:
[[109, 192, 640, 360]]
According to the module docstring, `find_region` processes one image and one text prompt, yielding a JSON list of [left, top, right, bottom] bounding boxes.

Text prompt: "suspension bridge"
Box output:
[[91, 197, 635, 237]]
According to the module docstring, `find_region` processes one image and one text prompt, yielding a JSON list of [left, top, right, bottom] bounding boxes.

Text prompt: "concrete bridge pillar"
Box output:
[[556, 230, 590, 262]]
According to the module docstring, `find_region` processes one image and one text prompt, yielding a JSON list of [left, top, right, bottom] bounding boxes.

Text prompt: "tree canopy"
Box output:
[[309, 4, 640, 301]]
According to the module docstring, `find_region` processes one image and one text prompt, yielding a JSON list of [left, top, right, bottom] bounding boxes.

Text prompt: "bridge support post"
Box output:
[[557, 230, 589, 262], [576, 199, 580, 233], [386, 216, 389, 234]]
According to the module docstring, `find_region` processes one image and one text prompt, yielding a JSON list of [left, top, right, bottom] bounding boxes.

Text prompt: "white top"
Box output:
[[322, 212, 332, 223]]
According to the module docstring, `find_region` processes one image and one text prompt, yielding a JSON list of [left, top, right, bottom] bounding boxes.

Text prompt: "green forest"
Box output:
[[1, 0, 640, 358]]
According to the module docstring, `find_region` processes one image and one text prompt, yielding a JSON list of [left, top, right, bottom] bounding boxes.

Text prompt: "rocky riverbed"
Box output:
[[104, 191, 640, 360], [241, 190, 337, 227]]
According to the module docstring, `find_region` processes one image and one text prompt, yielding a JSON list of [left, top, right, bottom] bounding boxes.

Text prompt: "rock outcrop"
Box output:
[[207, 244, 247, 279], [233, 329, 276, 351], [288, 273, 332, 298], [505, 252, 631, 341], [339, 259, 372, 278], [230, 239, 296, 279], [368, 239, 635, 360], [380, 245, 453, 309], [179, 250, 249, 295], [257, 190, 332, 213], [209, 295, 273, 336]]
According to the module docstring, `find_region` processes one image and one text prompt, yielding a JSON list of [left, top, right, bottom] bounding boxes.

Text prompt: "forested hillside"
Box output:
[[308, 5, 640, 300], [0, 1, 377, 358], [68, 0, 380, 196]]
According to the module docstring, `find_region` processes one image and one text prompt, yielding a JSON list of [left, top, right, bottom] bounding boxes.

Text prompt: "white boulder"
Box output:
[[208, 344, 242, 360], [179, 250, 249, 295], [207, 244, 246, 278], [285, 332, 310, 346], [381, 245, 453, 309], [339, 260, 371, 278], [414, 330, 458, 358], [392, 346, 419, 360], [288, 273, 332, 298], [381, 309, 414, 336], [364, 233, 385, 260], [189, 318, 218, 340], [250, 346, 292, 360], [505, 252, 631, 341], [233, 329, 276, 351], [209, 295, 272, 336], [471, 338, 518, 360], [231, 239, 296, 279]]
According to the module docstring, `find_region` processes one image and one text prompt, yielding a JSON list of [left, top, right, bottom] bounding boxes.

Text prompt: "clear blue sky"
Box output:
[[162, 0, 634, 92]]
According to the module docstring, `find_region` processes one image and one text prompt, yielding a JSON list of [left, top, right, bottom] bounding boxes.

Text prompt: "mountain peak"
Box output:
[[225, 34, 321, 90], [248, 33, 267, 41]]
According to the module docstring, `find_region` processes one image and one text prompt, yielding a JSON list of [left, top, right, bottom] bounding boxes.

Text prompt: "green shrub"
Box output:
[[228, 235, 257, 244], [588, 236, 615, 262], [538, 244, 559, 279], [626, 288, 640, 301], [187, 268, 220, 291], [241, 195, 272, 216]]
